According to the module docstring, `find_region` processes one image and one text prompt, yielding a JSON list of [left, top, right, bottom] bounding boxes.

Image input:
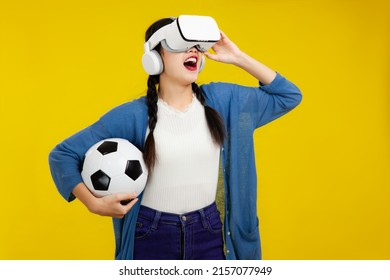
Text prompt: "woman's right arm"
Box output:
[[49, 99, 147, 218]]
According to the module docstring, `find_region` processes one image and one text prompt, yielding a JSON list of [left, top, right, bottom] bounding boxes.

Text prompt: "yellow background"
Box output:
[[1, 0, 389, 259]]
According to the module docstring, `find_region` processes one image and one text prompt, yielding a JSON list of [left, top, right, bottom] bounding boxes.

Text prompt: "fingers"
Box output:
[[116, 192, 139, 218], [99, 192, 139, 219], [218, 30, 231, 45], [219, 30, 227, 39], [204, 52, 221, 62], [123, 197, 139, 212], [204, 52, 220, 62], [115, 192, 138, 202], [113, 197, 138, 219]]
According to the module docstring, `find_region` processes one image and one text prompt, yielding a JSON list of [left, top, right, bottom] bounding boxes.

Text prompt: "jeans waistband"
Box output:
[[138, 202, 218, 228]]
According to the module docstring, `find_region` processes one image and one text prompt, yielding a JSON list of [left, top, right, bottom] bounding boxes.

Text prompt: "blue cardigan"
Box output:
[[49, 72, 302, 259]]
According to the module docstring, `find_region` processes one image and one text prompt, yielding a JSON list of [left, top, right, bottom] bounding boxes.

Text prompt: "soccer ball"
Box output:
[[81, 138, 148, 197]]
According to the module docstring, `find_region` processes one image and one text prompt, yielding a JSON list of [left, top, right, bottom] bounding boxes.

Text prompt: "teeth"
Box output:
[[184, 57, 197, 63]]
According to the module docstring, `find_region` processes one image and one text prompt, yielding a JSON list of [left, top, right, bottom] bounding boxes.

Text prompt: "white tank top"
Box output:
[[141, 95, 221, 214]]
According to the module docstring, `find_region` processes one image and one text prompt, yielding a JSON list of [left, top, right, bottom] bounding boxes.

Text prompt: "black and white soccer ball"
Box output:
[[81, 138, 148, 197]]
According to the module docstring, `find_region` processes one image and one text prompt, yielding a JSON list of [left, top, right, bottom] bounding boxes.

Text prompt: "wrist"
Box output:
[[72, 182, 101, 214], [233, 51, 251, 68], [85, 195, 101, 215], [233, 52, 276, 84]]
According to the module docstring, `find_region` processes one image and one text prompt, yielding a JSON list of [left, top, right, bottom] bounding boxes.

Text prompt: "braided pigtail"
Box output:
[[192, 82, 226, 145], [143, 75, 159, 172], [142, 18, 175, 173]]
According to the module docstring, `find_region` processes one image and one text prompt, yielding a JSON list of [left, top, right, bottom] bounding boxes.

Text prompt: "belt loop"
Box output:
[[199, 208, 208, 229], [151, 210, 161, 231]]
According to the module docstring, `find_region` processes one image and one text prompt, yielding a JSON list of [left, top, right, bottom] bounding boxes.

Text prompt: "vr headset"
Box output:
[[142, 15, 221, 75]]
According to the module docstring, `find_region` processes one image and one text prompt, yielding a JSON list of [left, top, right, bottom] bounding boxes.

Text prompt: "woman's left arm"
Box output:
[[204, 31, 276, 85], [204, 31, 302, 129]]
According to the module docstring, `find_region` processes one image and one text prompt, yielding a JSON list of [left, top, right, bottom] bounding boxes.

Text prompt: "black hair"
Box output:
[[143, 18, 225, 172]]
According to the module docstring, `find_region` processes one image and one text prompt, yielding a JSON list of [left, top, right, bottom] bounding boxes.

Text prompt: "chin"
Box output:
[[185, 72, 199, 84]]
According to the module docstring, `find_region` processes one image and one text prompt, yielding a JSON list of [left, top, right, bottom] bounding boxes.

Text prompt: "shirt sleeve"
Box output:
[[202, 72, 302, 130], [253, 72, 302, 128], [48, 120, 113, 202], [48, 99, 147, 202]]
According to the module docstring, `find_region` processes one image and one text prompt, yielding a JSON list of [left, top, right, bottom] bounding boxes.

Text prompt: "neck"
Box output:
[[158, 80, 194, 111]]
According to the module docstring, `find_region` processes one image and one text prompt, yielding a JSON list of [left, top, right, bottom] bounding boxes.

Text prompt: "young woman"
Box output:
[[49, 16, 302, 260]]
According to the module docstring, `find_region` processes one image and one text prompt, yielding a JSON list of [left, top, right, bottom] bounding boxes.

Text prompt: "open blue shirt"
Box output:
[[49, 72, 302, 259]]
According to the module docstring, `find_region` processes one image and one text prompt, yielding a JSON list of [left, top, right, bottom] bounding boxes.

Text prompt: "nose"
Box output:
[[186, 46, 198, 53]]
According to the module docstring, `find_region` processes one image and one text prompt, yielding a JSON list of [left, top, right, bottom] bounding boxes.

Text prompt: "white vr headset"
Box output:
[[142, 15, 221, 75]]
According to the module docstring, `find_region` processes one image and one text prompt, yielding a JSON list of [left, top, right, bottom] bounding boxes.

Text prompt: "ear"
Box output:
[[198, 54, 205, 72], [142, 50, 163, 75]]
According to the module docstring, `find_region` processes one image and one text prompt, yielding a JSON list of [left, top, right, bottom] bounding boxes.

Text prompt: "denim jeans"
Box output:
[[134, 202, 225, 260]]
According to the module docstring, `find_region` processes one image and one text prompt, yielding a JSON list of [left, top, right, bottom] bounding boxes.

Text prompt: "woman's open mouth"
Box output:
[[183, 56, 198, 71]]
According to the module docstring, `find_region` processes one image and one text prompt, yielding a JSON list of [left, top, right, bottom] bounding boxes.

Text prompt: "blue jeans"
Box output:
[[134, 202, 225, 260]]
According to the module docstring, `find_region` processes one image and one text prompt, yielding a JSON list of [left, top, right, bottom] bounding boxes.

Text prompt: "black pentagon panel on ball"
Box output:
[[97, 141, 118, 155], [125, 160, 143, 181], [91, 170, 111, 191]]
